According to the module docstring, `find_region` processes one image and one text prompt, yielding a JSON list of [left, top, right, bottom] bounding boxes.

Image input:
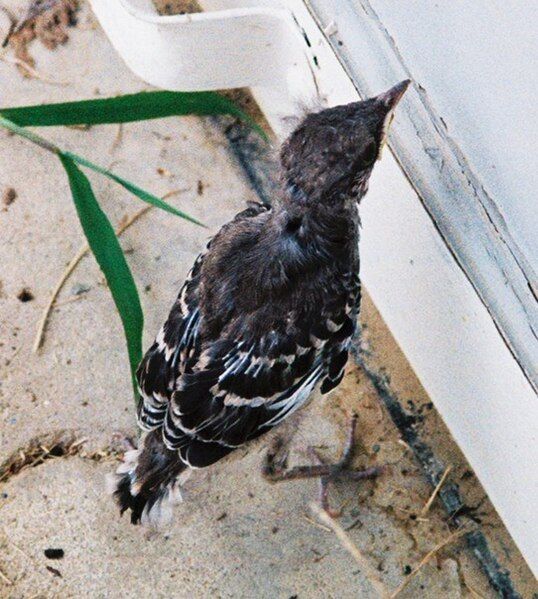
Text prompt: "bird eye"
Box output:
[[361, 141, 378, 166]]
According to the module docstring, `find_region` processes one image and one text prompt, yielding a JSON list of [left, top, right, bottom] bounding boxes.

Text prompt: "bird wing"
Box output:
[[161, 272, 360, 469], [162, 305, 357, 468], [136, 201, 269, 431], [136, 250, 204, 431]]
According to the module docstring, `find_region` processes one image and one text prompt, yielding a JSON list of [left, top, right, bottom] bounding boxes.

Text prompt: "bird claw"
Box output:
[[262, 414, 383, 516]]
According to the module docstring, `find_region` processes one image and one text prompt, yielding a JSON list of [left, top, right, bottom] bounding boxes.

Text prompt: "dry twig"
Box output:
[[32, 186, 178, 352], [7, 0, 78, 77], [33, 241, 87, 353], [33, 204, 152, 351], [393, 506, 429, 522], [3, 534, 31, 562], [420, 465, 452, 516], [0, 566, 13, 586], [390, 527, 471, 598], [0, 51, 68, 84], [0, 433, 122, 484], [311, 503, 391, 599], [466, 583, 486, 599], [50, 294, 85, 308], [34, 187, 188, 351], [302, 513, 331, 533], [0, 4, 16, 47], [111, 123, 124, 152]]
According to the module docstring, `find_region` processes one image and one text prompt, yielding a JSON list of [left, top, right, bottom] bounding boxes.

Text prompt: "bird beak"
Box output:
[[375, 79, 411, 159], [376, 79, 411, 110]]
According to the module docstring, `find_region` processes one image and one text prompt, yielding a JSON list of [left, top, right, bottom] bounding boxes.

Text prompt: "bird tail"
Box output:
[[107, 429, 188, 527]]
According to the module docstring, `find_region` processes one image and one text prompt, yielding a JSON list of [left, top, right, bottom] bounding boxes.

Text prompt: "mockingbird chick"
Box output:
[[110, 80, 411, 526]]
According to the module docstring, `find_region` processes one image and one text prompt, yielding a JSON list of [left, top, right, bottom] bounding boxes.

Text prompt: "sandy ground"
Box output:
[[0, 3, 536, 598]]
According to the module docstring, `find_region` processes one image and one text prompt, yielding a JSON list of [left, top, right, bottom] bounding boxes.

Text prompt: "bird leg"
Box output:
[[262, 414, 382, 517]]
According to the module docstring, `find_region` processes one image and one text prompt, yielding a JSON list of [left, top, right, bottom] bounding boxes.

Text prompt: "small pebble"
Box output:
[[44, 548, 64, 559], [17, 288, 34, 302], [2, 187, 17, 206], [71, 283, 91, 296], [46, 565, 62, 578]]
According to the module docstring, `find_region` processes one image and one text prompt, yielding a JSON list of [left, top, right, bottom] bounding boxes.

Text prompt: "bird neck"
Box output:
[[304, 201, 360, 253], [279, 183, 361, 265]]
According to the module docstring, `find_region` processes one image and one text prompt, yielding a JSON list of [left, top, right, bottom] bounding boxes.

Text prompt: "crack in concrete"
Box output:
[[353, 343, 522, 599], [0, 431, 126, 484]]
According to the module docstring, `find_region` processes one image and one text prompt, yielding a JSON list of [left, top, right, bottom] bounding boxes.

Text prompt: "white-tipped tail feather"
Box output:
[[108, 430, 188, 527]]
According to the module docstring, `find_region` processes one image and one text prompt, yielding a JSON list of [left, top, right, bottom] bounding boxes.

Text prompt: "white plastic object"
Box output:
[[89, 0, 314, 94]]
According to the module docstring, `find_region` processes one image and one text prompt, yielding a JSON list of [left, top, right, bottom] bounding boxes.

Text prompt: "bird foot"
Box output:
[[262, 414, 383, 517]]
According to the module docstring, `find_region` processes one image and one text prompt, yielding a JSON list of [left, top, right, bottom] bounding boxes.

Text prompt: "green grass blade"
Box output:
[[0, 90, 266, 138], [0, 114, 61, 153], [64, 151, 206, 227], [59, 154, 143, 399], [0, 114, 204, 226]]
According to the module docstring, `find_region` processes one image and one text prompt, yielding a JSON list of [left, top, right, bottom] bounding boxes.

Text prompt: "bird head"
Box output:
[[280, 80, 410, 205]]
